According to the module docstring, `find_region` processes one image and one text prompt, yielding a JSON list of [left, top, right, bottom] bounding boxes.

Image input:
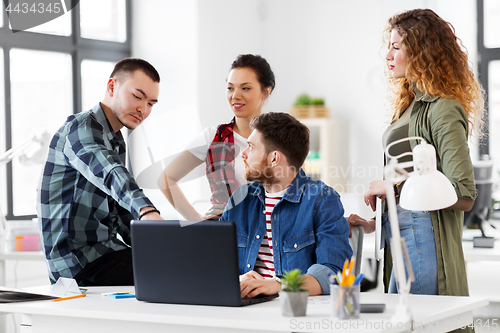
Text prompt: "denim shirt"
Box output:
[[220, 169, 352, 295]]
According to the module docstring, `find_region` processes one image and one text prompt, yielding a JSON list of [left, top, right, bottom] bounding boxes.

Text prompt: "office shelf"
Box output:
[[299, 118, 348, 192]]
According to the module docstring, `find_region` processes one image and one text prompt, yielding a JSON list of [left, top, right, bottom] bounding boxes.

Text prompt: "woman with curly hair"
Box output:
[[348, 8, 484, 300]]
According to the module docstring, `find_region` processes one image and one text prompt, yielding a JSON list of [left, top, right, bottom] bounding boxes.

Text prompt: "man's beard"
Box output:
[[243, 159, 277, 185]]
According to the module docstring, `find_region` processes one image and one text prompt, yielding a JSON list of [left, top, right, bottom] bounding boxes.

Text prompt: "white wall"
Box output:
[[132, 0, 479, 219], [130, 0, 206, 219]]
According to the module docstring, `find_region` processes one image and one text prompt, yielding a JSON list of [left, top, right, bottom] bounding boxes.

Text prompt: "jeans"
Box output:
[[382, 205, 438, 295]]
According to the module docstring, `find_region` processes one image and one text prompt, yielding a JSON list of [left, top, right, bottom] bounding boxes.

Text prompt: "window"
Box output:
[[80, 0, 127, 42], [0, 49, 5, 219], [10, 49, 72, 216], [25, 10, 71, 36], [483, 0, 500, 49], [0, 1, 131, 220], [477, 0, 500, 159], [81, 60, 115, 111], [488, 61, 500, 163]]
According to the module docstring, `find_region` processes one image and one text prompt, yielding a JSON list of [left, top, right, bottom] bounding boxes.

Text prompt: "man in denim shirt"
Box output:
[[220, 112, 352, 298]]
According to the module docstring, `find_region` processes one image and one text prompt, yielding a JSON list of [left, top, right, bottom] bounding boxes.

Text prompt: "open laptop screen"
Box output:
[[131, 220, 246, 306]]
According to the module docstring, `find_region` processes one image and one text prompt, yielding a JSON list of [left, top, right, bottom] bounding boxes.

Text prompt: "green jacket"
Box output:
[[383, 93, 477, 297]]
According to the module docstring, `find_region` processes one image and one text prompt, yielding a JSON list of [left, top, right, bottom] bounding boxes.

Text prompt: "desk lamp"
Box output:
[[384, 136, 457, 326]]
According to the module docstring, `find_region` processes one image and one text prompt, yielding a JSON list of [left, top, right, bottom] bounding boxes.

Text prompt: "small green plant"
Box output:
[[293, 94, 325, 106], [294, 93, 312, 106], [312, 98, 325, 105], [281, 269, 307, 292]]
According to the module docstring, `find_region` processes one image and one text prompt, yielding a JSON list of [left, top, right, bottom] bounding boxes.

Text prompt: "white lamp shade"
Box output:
[[399, 171, 458, 211]]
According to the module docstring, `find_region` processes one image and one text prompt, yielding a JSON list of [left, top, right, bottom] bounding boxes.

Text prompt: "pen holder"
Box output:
[[331, 284, 360, 319]]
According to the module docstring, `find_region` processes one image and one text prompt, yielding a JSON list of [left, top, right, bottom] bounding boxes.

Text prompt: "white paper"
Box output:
[[25, 278, 83, 298], [51, 277, 82, 297], [307, 296, 331, 308]]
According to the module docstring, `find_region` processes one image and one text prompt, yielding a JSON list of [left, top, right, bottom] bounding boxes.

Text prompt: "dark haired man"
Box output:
[[37, 58, 163, 286], [220, 112, 352, 297]]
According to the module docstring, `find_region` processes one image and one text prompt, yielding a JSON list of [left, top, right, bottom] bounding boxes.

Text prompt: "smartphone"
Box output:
[[360, 303, 386, 313]]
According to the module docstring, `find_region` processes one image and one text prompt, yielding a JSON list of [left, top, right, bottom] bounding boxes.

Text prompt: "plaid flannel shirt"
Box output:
[[205, 119, 240, 205], [37, 103, 153, 283]]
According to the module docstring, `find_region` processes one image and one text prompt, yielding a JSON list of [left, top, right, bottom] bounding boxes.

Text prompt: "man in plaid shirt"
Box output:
[[37, 58, 163, 286]]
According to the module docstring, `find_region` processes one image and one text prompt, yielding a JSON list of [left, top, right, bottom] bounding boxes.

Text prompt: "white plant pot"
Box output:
[[279, 290, 308, 317]]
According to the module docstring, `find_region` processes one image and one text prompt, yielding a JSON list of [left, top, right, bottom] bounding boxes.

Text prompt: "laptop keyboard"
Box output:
[[240, 293, 279, 306]]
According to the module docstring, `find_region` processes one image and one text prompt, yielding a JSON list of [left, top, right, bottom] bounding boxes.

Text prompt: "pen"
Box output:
[[101, 292, 133, 296], [328, 272, 338, 285], [353, 273, 364, 286], [347, 259, 355, 276], [107, 293, 135, 299], [53, 294, 86, 302]]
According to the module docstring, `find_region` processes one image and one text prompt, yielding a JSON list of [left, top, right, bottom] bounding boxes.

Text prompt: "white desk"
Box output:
[[0, 287, 488, 333], [462, 222, 500, 262]]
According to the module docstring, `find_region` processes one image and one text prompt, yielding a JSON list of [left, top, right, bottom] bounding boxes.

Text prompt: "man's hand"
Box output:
[[240, 278, 281, 298], [239, 270, 265, 283], [139, 207, 163, 221], [346, 214, 375, 236], [199, 203, 226, 220]]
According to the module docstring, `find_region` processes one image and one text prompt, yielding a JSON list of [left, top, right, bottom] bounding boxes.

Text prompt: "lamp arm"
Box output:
[[385, 162, 413, 325], [0, 135, 38, 165], [385, 136, 425, 159], [0, 133, 46, 238], [385, 175, 410, 296]]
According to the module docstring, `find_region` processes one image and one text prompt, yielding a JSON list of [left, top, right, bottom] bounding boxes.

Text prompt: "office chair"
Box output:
[[349, 225, 364, 276], [464, 160, 495, 247]]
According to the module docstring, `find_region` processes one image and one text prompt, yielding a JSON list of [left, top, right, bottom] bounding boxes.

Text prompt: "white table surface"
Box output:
[[0, 286, 489, 333], [462, 222, 500, 262]]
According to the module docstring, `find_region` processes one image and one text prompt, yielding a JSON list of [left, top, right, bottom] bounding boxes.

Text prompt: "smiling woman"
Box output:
[[158, 54, 275, 221]]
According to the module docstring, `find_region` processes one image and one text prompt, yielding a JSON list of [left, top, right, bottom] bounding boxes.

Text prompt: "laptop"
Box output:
[[131, 220, 279, 306]]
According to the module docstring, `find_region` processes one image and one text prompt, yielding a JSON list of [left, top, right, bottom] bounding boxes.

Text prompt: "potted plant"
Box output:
[[290, 94, 329, 118], [312, 97, 325, 106], [294, 93, 313, 106], [279, 269, 308, 317]]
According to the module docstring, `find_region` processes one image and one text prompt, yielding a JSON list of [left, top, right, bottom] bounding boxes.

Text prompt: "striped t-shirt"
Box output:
[[254, 188, 287, 279]]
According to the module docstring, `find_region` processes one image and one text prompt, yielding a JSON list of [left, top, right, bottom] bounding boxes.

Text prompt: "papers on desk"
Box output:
[[0, 288, 56, 303], [0, 277, 85, 303], [307, 296, 331, 308]]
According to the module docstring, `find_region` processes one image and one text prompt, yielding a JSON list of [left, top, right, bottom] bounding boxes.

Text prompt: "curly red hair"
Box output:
[[385, 9, 484, 136]]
